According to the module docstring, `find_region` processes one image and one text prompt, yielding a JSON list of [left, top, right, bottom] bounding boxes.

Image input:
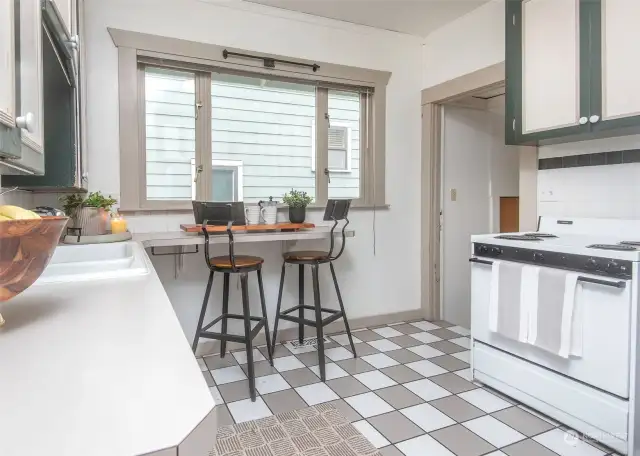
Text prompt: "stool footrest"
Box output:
[[198, 315, 265, 344], [278, 310, 344, 328], [281, 305, 340, 316], [202, 313, 262, 332]]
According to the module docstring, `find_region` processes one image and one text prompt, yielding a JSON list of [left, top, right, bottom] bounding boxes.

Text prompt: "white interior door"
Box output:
[[522, 0, 580, 134], [441, 106, 491, 328], [601, 0, 640, 121]]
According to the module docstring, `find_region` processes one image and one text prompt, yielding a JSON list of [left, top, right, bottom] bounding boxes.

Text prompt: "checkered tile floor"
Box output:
[[197, 320, 619, 456]]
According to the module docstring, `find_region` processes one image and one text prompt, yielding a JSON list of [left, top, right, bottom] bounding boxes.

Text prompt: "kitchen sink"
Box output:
[[36, 242, 149, 284]]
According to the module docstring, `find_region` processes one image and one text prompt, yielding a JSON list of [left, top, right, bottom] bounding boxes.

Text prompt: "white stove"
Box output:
[[470, 217, 640, 455]]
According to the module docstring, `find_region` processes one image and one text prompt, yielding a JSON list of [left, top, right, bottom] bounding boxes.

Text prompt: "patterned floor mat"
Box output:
[[211, 403, 382, 456]]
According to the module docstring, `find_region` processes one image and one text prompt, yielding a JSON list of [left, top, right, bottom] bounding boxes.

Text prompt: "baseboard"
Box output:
[[195, 309, 425, 357]]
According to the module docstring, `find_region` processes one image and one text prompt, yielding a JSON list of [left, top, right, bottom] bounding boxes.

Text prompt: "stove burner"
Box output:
[[620, 241, 640, 247], [587, 244, 637, 251], [495, 234, 542, 241], [524, 232, 558, 238]]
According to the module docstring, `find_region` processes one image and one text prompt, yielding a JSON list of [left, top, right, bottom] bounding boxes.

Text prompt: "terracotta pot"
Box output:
[[288, 206, 306, 224], [0, 216, 68, 305]]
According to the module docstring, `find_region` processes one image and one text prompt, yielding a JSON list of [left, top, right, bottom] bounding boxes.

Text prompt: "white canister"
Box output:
[[262, 206, 277, 225], [245, 206, 265, 225]]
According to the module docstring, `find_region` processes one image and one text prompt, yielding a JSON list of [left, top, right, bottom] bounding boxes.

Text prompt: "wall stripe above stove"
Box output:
[[539, 149, 640, 170]]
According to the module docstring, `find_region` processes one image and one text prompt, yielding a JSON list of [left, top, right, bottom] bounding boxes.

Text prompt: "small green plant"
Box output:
[[83, 192, 118, 211], [59, 193, 85, 217], [282, 189, 313, 208], [59, 192, 118, 216]]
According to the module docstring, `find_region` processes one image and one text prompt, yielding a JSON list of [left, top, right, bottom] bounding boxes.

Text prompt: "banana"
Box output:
[[0, 205, 41, 220]]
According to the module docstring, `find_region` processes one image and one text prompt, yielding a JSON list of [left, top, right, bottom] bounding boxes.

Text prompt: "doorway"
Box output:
[[420, 62, 538, 324], [439, 92, 521, 328]]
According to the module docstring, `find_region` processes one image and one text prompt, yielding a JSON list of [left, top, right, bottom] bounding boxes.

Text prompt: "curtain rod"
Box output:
[[222, 49, 320, 72]]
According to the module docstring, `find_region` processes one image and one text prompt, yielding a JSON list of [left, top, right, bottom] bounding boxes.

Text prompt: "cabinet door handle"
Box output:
[[579, 116, 588, 125], [16, 112, 35, 133], [589, 115, 600, 124]]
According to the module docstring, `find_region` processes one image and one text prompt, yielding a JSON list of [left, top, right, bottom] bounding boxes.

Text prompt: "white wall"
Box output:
[[0, 176, 34, 208], [441, 104, 517, 327], [422, 0, 505, 89], [488, 97, 520, 232], [83, 0, 424, 341], [538, 135, 640, 219]]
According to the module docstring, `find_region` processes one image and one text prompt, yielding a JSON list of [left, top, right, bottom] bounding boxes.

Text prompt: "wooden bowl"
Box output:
[[0, 216, 68, 302]]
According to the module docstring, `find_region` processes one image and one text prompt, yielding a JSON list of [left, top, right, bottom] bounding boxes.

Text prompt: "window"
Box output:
[[191, 159, 243, 201], [311, 124, 352, 172], [328, 126, 350, 171], [211, 72, 316, 203], [112, 29, 390, 210], [145, 67, 196, 201]]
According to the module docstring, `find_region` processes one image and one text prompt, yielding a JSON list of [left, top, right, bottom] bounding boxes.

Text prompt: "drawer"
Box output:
[[473, 341, 628, 451]]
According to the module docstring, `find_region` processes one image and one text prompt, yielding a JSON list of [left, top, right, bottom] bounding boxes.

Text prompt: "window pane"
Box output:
[[328, 149, 347, 169], [211, 73, 316, 204], [145, 67, 196, 201], [211, 168, 235, 202], [328, 90, 360, 199]]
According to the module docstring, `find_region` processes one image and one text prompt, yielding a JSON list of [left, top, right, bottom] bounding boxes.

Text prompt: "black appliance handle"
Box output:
[[469, 258, 493, 265], [577, 276, 626, 289]]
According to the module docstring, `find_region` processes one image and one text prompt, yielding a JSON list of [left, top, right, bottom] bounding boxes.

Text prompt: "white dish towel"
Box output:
[[527, 268, 581, 358], [488, 260, 528, 342]]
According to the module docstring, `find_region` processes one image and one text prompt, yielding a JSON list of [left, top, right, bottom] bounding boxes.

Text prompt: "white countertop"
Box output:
[[0, 245, 215, 456], [134, 226, 355, 248]]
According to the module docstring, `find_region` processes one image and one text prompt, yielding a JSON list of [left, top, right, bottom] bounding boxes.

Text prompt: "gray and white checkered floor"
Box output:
[[197, 320, 618, 456]]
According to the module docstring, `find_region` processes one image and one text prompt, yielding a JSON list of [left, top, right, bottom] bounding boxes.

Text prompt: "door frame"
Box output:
[[421, 62, 506, 321]]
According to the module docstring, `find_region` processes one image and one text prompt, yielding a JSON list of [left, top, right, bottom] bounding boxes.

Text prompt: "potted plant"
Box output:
[[282, 189, 313, 224], [60, 192, 117, 236]]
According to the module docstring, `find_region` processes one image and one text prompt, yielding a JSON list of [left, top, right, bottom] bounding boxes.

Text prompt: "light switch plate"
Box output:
[[450, 188, 457, 202]]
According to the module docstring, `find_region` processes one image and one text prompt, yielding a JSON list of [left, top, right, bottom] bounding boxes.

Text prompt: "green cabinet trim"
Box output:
[[505, 0, 640, 145], [505, 0, 591, 145]]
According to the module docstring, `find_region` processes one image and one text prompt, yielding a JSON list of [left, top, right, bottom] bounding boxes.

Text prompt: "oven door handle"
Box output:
[[577, 276, 626, 289], [469, 258, 493, 265]]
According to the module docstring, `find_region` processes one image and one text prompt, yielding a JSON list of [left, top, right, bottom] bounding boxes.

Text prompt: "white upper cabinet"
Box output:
[[0, 0, 15, 128], [521, 0, 581, 134], [601, 0, 640, 121], [19, 0, 44, 155]]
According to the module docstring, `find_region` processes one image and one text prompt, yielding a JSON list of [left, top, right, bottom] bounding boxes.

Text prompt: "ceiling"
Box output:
[[243, 0, 492, 38]]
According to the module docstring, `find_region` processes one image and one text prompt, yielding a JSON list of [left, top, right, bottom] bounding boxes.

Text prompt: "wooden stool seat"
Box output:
[[210, 255, 264, 269], [283, 250, 330, 261]]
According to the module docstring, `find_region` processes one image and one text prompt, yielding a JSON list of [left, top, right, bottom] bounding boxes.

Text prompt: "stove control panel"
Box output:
[[472, 243, 633, 279]]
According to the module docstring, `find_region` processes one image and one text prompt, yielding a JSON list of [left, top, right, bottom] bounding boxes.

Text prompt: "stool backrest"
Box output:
[[201, 202, 243, 271], [324, 199, 352, 260]]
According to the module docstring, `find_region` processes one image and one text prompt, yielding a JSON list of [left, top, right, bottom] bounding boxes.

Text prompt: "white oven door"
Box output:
[[470, 258, 632, 398]]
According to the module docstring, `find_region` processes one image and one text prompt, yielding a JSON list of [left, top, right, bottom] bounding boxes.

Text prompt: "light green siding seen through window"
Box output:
[[144, 68, 361, 203]]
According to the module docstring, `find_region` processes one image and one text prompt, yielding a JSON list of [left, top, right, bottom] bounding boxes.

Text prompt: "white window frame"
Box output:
[[191, 158, 243, 201], [311, 121, 352, 173], [111, 28, 390, 210]]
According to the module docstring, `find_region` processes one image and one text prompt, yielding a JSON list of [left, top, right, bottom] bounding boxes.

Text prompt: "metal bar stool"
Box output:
[[191, 203, 273, 402], [270, 199, 356, 382]]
